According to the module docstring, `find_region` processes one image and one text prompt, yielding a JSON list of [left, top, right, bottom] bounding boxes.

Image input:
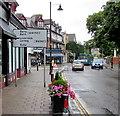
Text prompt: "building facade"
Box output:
[[0, 1, 27, 87], [16, 13, 65, 64], [67, 33, 77, 42]]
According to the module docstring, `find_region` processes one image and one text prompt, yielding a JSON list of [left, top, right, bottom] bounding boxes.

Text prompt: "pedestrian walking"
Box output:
[[111, 57, 113, 68]]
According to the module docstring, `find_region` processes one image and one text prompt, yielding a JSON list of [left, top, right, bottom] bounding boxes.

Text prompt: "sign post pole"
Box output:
[[44, 47, 46, 88]]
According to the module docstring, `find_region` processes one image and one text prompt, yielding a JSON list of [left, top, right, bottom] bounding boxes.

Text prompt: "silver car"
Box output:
[[72, 60, 84, 71], [91, 60, 103, 69]]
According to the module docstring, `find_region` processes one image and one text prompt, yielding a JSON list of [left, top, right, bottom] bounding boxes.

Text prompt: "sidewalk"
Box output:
[[104, 63, 119, 72], [2, 66, 52, 115]]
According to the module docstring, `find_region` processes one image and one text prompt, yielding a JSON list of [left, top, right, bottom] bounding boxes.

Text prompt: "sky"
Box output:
[[16, 0, 109, 44]]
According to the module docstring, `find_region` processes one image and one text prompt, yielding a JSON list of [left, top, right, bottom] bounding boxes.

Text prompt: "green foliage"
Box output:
[[103, 2, 120, 48], [86, 1, 120, 56], [66, 41, 84, 53], [84, 39, 96, 54], [52, 71, 68, 87], [53, 79, 68, 87], [55, 71, 62, 80]]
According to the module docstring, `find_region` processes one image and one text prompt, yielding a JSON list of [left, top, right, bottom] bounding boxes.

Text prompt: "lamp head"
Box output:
[[57, 4, 63, 11]]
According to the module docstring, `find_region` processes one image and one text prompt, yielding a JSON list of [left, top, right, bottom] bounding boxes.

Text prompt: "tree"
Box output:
[[103, 2, 120, 48], [66, 41, 84, 59], [86, 1, 120, 56], [84, 39, 96, 54]]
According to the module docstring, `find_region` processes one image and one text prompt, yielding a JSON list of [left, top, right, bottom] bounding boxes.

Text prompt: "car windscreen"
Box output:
[[93, 60, 103, 63], [73, 61, 81, 64]]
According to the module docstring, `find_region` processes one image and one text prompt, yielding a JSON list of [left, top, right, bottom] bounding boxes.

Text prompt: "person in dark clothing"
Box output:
[[111, 58, 113, 68]]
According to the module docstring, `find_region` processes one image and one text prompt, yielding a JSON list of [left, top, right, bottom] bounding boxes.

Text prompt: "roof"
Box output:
[[15, 13, 26, 20]]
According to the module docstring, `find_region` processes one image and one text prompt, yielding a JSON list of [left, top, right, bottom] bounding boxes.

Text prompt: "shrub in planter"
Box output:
[[48, 71, 75, 114]]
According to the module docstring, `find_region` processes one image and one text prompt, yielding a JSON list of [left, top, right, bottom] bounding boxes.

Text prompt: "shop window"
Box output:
[[20, 48, 24, 68], [9, 41, 12, 73]]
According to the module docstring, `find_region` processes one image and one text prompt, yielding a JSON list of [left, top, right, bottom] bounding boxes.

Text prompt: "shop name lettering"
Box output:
[[20, 31, 41, 35]]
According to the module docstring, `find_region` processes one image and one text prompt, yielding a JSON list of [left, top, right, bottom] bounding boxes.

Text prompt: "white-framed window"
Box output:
[[37, 21, 43, 27], [20, 20, 26, 26], [20, 48, 24, 68]]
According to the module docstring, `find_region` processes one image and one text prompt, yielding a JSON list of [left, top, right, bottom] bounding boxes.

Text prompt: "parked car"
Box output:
[[72, 60, 84, 71], [79, 59, 91, 65], [91, 60, 103, 69]]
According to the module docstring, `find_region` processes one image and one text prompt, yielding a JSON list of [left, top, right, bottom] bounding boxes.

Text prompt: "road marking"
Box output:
[[72, 99, 85, 115], [75, 94, 92, 116], [61, 69, 91, 116]]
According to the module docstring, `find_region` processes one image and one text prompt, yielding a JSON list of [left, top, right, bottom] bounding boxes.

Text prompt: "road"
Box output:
[[62, 63, 118, 115]]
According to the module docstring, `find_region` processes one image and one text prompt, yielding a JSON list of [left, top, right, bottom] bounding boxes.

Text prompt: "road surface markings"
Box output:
[[62, 71, 91, 116], [75, 93, 92, 116]]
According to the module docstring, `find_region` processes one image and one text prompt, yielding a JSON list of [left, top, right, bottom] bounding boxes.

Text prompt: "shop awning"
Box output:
[[46, 53, 64, 57], [0, 19, 16, 39]]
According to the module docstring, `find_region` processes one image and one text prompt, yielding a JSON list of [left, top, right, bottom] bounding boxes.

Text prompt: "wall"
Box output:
[[113, 57, 120, 64]]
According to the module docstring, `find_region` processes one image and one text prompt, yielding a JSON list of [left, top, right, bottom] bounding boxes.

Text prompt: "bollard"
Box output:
[[63, 94, 69, 113], [37, 64, 39, 71], [51, 73, 54, 81]]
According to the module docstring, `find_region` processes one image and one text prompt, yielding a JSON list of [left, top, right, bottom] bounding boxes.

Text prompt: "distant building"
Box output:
[[16, 13, 65, 64], [91, 48, 101, 56], [67, 34, 76, 43]]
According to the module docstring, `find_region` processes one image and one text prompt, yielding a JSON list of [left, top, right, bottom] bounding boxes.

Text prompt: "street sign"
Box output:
[[13, 30, 47, 47]]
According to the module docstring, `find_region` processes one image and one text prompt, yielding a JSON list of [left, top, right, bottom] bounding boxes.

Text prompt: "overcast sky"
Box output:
[[16, 0, 109, 44]]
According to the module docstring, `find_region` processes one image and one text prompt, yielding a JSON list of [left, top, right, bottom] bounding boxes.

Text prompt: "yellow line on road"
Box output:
[[62, 71, 91, 116], [75, 94, 92, 116], [72, 99, 85, 116]]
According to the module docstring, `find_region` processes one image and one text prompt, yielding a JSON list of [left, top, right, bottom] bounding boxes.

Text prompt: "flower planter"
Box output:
[[48, 71, 75, 115], [52, 94, 69, 115], [52, 95, 64, 114]]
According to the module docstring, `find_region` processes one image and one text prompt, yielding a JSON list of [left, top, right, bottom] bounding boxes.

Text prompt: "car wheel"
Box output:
[[91, 66, 94, 69], [101, 66, 103, 69], [81, 68, 84, 71]]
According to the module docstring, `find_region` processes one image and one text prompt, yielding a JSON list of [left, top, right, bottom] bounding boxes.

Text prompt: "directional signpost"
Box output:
[[13, 29, 47, 87], [13, 30, 47, 48]]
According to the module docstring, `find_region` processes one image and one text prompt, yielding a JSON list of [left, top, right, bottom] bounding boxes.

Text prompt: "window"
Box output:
[[9, 40, 12, 73], [20, 20, 26, 26], [37, 21, 43, 28]]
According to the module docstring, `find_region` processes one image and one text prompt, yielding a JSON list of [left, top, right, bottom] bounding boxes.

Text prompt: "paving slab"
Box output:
[[2, 67, 52, 115]]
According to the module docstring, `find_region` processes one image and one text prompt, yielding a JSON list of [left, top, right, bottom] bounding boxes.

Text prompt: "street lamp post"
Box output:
[[49, 1, 52, 77], [49, 2, 63, 81]]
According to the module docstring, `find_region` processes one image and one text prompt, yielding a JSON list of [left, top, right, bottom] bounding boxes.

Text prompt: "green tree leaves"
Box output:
[[66, 41, 84, 53], [86, 1, 120, 56]]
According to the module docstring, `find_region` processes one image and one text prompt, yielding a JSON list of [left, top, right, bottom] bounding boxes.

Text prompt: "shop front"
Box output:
[[42, 49, 64, 64], [0, 1, 27, 87]]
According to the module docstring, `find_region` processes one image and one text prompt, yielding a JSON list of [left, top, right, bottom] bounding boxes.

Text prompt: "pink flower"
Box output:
[[56, 92, 62, 96], [54, 86, 60, 90], [59, 85, 63, 88]]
